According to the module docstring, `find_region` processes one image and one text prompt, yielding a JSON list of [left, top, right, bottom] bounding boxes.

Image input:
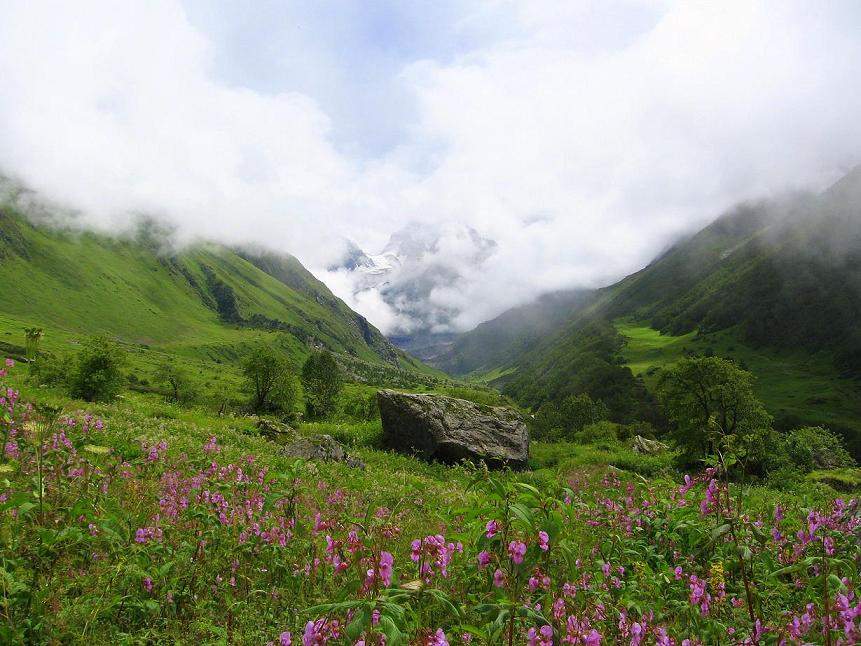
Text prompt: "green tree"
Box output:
[[242, 344, 297, 414], [300, 350, 343, 419], [559, 393, 609, 434], [154, 361, 196, 404], [657, 356, 771, 464], [69, 336, 127, 402]]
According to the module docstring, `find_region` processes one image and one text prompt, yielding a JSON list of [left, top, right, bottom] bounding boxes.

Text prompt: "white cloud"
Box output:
[[1, 1, 860, 334]]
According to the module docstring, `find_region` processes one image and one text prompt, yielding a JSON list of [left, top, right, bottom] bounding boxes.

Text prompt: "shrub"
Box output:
[[779, 426, 855, 473], [574, 420, 619, 444], [154, 360, 197, 404], [69, 336, 127, 402], [530, 393, 609, 441], [28, 350, 72, 387]]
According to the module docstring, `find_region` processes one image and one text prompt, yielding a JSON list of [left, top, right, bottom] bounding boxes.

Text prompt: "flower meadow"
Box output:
[[1, 359, 860, 644]]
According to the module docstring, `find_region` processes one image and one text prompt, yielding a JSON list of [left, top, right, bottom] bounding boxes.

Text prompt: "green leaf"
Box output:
[[509, 502, 534, 528]]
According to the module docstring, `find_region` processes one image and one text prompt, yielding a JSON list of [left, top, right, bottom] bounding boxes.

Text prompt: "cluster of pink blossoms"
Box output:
[[410, 534, 462, 582]]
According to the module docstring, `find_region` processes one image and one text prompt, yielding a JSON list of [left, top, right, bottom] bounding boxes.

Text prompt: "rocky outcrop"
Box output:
[[632, 435, 669, 455], [377, 390, 529, 469], [255, 418, 364, 468], [281, 434, 365, 469]]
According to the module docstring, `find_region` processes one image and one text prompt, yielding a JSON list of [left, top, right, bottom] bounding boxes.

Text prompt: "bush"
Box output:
[[154, 361, 197, 405], [338, 389, 379, 421], [69, 336, 127, 402], [28, 351, 72, 387], [779, 426, 855, 473], [530, 393, 609, 441], [573, 420, 619, 444]]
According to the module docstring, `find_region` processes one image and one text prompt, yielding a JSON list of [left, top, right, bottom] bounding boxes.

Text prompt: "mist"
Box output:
[[1, 1, 861, 334]]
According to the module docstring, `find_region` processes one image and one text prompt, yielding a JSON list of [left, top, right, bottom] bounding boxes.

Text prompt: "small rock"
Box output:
[[632, 435, 669, 455], [255, 418, 296, 443], [281, 434, 365, 469]]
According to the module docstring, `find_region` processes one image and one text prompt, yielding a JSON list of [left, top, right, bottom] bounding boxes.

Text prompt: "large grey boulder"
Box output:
[[377, 390, 529, 469]]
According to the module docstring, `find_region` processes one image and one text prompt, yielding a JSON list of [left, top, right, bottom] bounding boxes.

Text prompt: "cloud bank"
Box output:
[[1, 1, 860, 333]]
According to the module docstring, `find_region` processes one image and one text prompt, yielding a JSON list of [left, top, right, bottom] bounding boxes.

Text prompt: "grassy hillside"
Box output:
[[0, 204, 435, 374]]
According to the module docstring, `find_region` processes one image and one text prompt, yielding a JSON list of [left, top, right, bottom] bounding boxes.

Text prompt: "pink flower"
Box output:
[[142, 577, 153, 593], [477, 551, 492, 568], [4, 359, 14, 368], [527, 625, 553, 646], [508, 540, 527, 565], [493, 568, 506, 588], [485, 520, 500, 538], [427, 629, 449, 646], [379, 551, 394, 586], [203, 436, 219, 454], [538, 531, 550, 551], [280, 632, 293, 646]]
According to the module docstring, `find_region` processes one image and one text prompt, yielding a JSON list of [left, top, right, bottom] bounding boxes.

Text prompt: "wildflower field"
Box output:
[[1, 358, 859, 645]]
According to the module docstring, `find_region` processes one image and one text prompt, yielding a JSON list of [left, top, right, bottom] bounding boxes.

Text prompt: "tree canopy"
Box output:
[[657, 356, 771, 464], [300, 350, 343, 419]]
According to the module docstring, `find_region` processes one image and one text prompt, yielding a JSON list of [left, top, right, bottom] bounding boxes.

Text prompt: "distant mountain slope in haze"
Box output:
[[0, 205, 423, 371], [600, 168, 861, 365], [434, 289, 596, 376], [451, 167, 861, 454]]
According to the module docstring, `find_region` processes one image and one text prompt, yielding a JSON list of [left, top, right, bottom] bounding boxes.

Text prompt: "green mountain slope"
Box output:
[[460, 168, 861, 455], [0, 204, 426, 373]]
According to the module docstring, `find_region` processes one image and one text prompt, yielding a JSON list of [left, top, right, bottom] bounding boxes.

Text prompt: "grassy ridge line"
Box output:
[[0, 206, 424, 370]]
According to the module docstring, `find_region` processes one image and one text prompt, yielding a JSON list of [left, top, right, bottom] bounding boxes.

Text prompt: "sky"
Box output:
[[1, 1, 861, 333]]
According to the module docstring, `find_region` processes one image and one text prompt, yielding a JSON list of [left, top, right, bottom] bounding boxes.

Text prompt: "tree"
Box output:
[[657, 357, 771, 464], [154, 361, 196, 404], [242, 344, 297, 414], [69, 336, 127, 402], [300, 350, 343, 419]]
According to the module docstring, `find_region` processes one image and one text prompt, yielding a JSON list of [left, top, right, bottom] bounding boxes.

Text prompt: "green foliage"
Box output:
[[530, 392, 609, 441], [241, 344, 298, 414], [301, 350, 343, 419], [23, 326, 43, 359], [573, 420, 619, 444], [69, 336, 127, 402], [778, 426, 855, 473], [504, 320, 661, 427], [27, 350, 72, 387], [153, 360, 197, 404], [657, 356, 772, 464]]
